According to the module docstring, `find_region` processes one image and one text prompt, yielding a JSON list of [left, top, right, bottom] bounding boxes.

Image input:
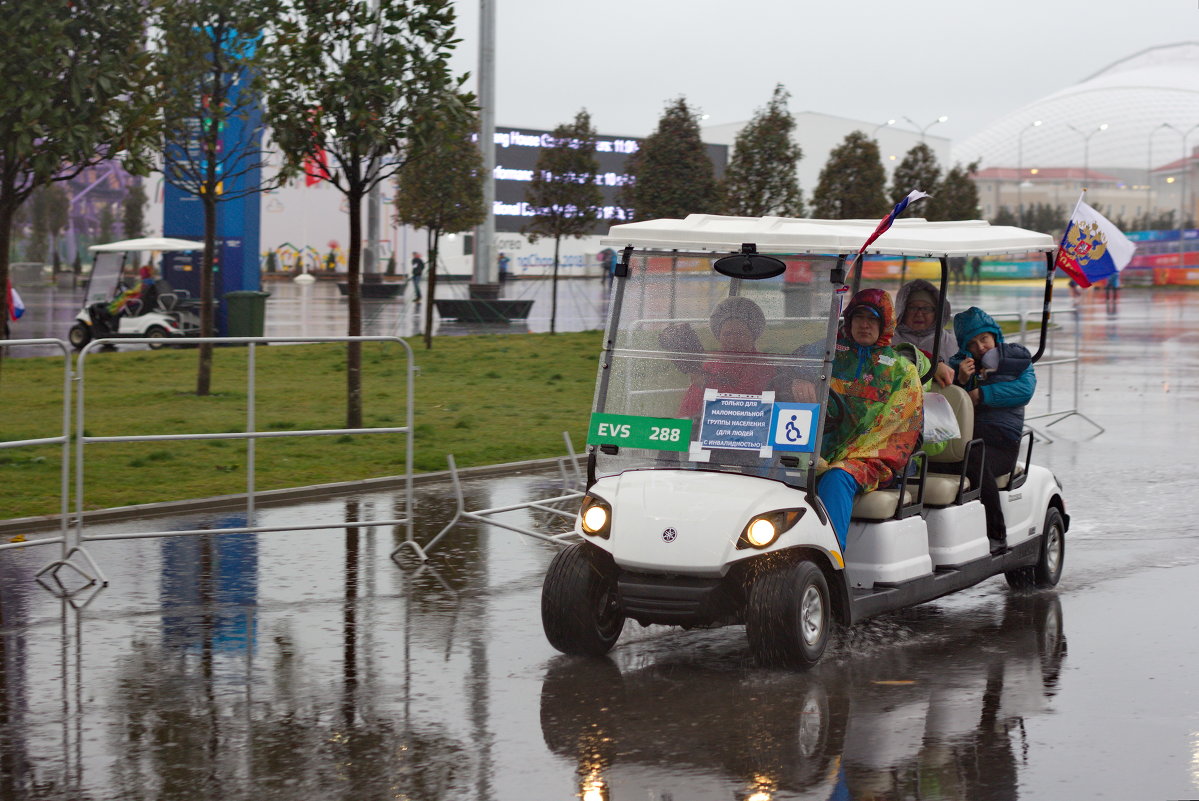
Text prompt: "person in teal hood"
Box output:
[[948, 306, 1036, 552]]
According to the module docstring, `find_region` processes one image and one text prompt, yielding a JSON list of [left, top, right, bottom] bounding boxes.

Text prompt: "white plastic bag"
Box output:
[[923, 391, 960, 444]]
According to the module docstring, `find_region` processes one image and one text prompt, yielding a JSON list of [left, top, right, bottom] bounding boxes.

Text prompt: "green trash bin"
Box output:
[[224, 290, 271, 337]]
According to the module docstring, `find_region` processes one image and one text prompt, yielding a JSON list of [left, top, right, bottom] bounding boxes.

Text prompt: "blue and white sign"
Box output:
[[769, 402, 820, 453], [698, 391, 773, 452]]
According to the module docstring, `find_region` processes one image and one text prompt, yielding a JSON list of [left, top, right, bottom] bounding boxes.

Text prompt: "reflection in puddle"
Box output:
[[540, 594, 1066, 801]]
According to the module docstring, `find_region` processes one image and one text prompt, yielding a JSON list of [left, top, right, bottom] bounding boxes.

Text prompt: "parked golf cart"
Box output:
[[69, 237, 205, 350], [541, 215, 1069, 668]]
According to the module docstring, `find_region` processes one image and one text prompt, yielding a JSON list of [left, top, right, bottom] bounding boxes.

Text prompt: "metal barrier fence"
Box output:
[[38, 335, 417, 586], [993, 305, 1103, 442], [0, 340, 73, 573], [408, 432, 584, 559]]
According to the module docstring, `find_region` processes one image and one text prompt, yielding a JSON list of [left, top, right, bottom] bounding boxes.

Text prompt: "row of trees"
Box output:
[[512, 87, 983, 336]]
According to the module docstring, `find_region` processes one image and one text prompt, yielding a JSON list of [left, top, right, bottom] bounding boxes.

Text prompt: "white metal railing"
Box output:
[[406, 432, 584, 559], [39, 335, 417, 585], [992, 306, 1102, 442], [0, 340, 73, 568]]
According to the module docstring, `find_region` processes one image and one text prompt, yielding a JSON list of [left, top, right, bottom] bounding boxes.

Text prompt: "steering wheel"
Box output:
[[823, 389, 848, 432]]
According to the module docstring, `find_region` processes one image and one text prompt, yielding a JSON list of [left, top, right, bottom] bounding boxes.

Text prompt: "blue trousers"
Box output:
[[817, 468, 861, 550]]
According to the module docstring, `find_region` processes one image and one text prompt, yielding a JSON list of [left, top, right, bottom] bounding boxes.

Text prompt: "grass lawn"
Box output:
[[0, 332, 603, 519]]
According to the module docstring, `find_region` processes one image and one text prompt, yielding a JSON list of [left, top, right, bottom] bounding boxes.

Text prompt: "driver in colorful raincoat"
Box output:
[[810, 288, 923, 548]]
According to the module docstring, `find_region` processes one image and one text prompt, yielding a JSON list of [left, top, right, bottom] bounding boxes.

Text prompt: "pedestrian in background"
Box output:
[[409, 251, 425, 302]]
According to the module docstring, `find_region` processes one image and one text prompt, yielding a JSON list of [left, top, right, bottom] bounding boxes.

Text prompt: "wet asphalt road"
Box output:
[[3, 284, 1199, 800]]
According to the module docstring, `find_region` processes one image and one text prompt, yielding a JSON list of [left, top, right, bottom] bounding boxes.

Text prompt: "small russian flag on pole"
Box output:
[[6, 280, 23, 321], [840, 190, 930, 291]]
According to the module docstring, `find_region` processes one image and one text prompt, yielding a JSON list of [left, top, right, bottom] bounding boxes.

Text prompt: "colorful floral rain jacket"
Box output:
[[820, 288, 924, 493]]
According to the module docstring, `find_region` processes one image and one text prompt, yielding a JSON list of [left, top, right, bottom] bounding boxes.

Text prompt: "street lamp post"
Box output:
[[1178, 123, 1199, 269], [1017, 120, 1042, 228], [1066, 122, 1108, 187], [872, 119, 896, 137], [1147, 122, 1175, 226], [903, 115, 948, 142]]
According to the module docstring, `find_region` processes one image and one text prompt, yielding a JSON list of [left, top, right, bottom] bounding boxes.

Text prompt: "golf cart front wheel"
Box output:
[[747, 560, 832, 668], [541, 542, 625, 657], [68, 324, 91, 350], [1006, 506, 1066, 590]]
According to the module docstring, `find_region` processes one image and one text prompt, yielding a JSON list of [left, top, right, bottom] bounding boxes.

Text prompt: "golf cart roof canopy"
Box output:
[[603, 215, 1056, 258], [89, 237, 206, 253]]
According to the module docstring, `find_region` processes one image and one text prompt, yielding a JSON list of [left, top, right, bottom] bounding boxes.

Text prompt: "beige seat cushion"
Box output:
[[996, 465, 1024, 490], [852, 488, 915, 521], [923, 474, 970, 506], [928, 384, 974, 464]]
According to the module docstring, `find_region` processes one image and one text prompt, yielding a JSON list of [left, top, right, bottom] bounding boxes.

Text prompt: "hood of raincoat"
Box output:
[[840, 288, 896, 348], [895, 279, 952, 336], [952, 306, 1005, 357]]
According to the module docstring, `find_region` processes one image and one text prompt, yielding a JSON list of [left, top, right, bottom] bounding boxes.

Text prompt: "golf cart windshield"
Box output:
[[589, 250, 841, 489], [84, 252, 128, 304]]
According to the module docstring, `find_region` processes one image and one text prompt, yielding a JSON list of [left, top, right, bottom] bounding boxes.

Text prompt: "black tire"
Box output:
[[145, 325, 169, 349], [541, 543, 624, 657], [68, 323, 91, 350], [746, 560, 832, 669], [1006, 506, 1065, 590]]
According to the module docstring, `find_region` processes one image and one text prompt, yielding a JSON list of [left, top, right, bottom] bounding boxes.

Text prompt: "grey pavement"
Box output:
[[3, 285, 1199, 799]]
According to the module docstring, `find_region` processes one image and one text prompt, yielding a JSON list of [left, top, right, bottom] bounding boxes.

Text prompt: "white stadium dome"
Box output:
[[952, 42, 1199, 172]]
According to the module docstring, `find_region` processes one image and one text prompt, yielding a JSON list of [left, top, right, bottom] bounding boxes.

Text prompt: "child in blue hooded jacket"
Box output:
[[948, 306, 1036, 551]]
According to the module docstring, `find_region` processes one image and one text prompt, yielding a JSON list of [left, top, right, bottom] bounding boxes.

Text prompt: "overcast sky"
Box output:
[[447, 0, 1196, 143]]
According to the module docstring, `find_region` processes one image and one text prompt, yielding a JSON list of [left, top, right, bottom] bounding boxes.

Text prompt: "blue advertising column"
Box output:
[[161, 71, 263, 335]]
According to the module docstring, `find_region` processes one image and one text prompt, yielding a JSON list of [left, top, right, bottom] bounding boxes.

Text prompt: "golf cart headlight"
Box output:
[[746, 518, 776, 547], [738, 509, 806, 550], [579, 495, 612, 538]]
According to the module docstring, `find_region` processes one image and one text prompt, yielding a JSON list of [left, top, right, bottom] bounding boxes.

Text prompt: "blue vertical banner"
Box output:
[[162, 51, 263, 335]]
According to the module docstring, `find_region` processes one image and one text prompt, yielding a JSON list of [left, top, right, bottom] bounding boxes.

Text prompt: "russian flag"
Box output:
[[856, 190, 931, 258], [1055, 193, 1135, 289], [6, 280, 23, 321]]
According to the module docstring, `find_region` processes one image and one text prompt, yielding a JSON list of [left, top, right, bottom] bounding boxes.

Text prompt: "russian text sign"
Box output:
[[698, 392, 773, 451]]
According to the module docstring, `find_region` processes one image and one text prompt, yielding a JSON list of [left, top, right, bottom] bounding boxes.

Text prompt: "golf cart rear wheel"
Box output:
[[1006, 506, 1065, 590], [747, 560, 832, 669], [68, 324, 91, 350], [541, 542, 625, 657], [145, 325, 169, 349]]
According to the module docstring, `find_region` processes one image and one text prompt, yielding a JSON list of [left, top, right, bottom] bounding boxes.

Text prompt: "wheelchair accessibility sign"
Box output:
[[768, 402, 819, 453]]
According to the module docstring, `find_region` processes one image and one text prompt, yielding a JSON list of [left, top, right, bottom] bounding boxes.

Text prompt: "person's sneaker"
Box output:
[[989, 538, 1007, 555]]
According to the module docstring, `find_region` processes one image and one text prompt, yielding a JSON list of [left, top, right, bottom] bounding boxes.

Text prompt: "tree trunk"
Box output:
[[550, 235, 561, 335], [345, 187, 364, 428], [0, 197, 15, 381], [423, 227, 440, 350], [196, 192, 218, 396]]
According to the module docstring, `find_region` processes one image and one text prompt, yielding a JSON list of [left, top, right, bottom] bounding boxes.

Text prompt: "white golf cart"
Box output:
[[541, 215, 1069, 668], [69, 237, 205, 349]]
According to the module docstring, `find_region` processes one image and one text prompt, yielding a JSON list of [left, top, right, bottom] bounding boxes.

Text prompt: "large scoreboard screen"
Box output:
[[488, 126, 728, 234]]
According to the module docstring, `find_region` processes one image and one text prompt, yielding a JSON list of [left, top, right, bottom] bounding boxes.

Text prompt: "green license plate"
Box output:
[[587, 413, 692, 452]]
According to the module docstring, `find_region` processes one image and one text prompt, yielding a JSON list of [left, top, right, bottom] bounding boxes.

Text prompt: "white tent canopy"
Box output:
[[88, 237, 206, 253], [603, 215, 1056, 258]]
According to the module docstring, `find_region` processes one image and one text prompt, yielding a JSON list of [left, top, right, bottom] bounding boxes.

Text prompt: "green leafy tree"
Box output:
[[99, 203, 116, 244], [395, 100, 486, 349], [891, 142, 942, 217], [523, 110, 603, 334], [264, 0, 463, 426], [990, 206, 1018, 227], [810, 131, 888, 219], [937, 161, 981, 220], [123, 180, 147, 239], [0, 0, 155, 350], [620, 97, 718, 221], [153, 0, 280, 395], [722, 84, 804, 217]]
